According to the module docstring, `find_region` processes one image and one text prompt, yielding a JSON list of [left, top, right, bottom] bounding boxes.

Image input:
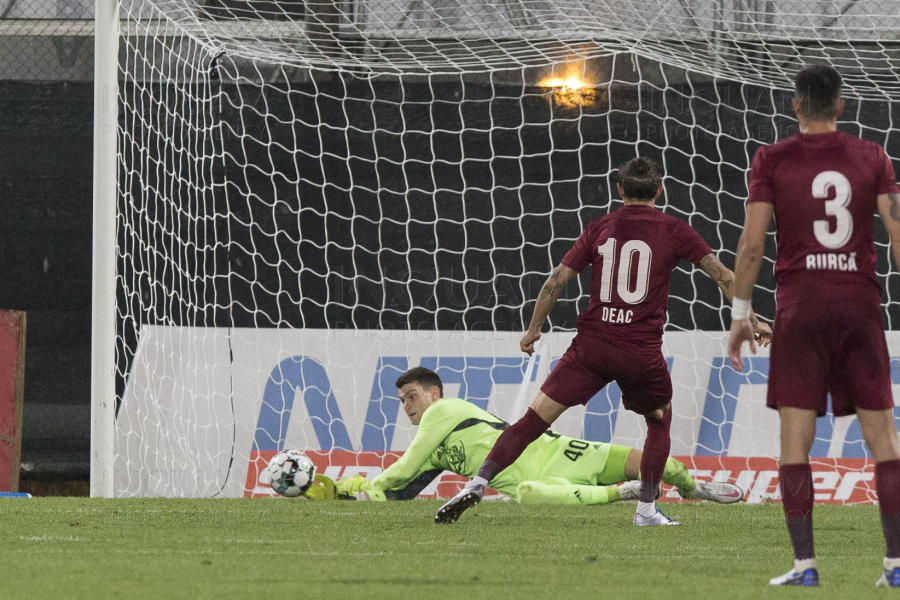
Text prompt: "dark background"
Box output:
[[4, 72, 899, 487], [0, 81, 92, 489]]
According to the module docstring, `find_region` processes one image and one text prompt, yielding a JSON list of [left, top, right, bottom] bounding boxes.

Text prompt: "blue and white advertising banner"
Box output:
[[114, 328, 900, 499]]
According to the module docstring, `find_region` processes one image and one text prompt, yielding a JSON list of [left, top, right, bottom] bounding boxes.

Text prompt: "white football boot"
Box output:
[[875, 557, 900, 588], [769, 558, 818, 587], [618, 480, 642, 501], [680, 481, 744, 504], [633, 504, 680, 526]]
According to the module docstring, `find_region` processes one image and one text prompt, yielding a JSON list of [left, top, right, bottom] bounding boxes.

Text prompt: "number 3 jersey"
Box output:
[[370, 398, 613, 498], [747, 131, 900, 308], [561, 204, 712, 349]]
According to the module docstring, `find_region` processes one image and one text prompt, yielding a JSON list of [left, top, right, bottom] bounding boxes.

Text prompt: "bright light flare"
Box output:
[[538, 75, 595, 107], [538, 76, 587, 91]]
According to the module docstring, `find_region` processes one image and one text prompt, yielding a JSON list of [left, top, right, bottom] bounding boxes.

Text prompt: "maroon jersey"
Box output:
[[747, 131, 900, 307], [561, 204, 712, 348]]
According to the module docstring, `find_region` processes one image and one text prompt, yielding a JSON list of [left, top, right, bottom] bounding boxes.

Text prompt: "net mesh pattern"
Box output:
[[112, 0, 900, 498]]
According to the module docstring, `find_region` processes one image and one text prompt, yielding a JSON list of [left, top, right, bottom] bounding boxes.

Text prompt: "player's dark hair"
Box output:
[[617, 157, 662, 200], [395, 366, 443, 396], [794, 65, 842, 121]]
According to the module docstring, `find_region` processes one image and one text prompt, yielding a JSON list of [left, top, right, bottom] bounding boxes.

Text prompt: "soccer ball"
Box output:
[[267, 450, 316, 497]]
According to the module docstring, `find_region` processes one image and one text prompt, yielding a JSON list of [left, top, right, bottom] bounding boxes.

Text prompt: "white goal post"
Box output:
[[94, 0, 900, 499], [92, 0, 119, 498]]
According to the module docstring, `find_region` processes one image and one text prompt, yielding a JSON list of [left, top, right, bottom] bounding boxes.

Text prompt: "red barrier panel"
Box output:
[[673, 456, 876, 504], [246, 450, 879, 504], [0, 311, 25, 492]]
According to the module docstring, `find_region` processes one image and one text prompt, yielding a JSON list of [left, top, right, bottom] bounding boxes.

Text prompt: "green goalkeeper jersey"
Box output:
[[370, 398, 613, 499]]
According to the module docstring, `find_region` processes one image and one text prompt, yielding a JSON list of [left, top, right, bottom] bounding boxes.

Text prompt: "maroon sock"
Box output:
[[780, 463, 815, 561], [477, 408, 548, 482], [638, 407, 672, 503], [876, 460, 900, 558]]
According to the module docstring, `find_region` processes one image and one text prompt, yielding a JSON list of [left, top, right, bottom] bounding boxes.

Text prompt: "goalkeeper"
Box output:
[[306, 366, 742, 505]]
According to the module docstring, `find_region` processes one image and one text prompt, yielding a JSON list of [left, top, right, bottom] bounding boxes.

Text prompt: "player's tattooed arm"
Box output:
[[889, 193, 900, 222], [534, 264, 577, 305], [699, 254, 734, 299], [539, 266, 568, 299], [877, 193, 900, 271], [522, 263, 578, 355], [699, 253, 771, 345]]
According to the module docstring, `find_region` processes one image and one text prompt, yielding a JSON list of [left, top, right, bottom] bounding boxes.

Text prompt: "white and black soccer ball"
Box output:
[[267, 450, 316, 497]]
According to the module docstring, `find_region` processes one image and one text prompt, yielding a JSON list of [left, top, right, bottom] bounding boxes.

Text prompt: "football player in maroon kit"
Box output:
[[436, 157, 772, 525], [728, 65, 900, 588]]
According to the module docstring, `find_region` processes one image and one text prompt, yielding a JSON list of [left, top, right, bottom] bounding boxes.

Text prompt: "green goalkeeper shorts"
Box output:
[[529, 439, 631, 487]]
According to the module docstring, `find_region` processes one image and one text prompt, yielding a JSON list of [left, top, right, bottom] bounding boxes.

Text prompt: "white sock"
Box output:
[[794, 558, 816, 572], [885, 557, 900, 571], [467, 476, 488, 491], [636, 500, 657, 518]]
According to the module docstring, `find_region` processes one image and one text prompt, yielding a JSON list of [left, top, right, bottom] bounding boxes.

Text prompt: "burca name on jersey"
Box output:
[[805, 252, 858, 272]]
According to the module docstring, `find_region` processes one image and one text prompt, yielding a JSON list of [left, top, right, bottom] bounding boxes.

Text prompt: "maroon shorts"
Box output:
[[540, 333, 672, 415], [767, 301, 893, 417]]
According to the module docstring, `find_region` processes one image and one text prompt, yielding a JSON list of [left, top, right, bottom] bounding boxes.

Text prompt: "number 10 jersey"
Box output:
[[561, 204, 712, 349]]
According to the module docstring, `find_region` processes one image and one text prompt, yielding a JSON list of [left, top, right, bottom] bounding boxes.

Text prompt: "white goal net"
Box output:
[[110, 0, 900, 501]]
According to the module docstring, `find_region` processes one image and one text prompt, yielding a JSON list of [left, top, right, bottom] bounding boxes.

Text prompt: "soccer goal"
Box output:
[[95, 0, 900, 500]]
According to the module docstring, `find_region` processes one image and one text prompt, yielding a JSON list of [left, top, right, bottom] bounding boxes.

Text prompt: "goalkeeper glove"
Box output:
[[336, 474, 372, 495], [336, 475, 387, 501], [303, 474, 337, 500]]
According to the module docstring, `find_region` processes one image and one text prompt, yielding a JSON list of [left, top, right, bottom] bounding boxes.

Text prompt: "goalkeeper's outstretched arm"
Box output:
[[330, 470, 443, 501]]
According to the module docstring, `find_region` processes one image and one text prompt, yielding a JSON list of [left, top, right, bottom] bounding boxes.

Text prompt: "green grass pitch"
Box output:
[[0, 498, 889, 599]]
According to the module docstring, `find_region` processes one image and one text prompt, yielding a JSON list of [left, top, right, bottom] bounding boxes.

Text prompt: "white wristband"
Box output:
[[731, 297, 752, 321]]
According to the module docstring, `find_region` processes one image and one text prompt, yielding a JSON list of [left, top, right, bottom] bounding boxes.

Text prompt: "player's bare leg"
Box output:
[[435, 393, 562, 524], [633, 404, 679, 526], [619, 449, 647, 501], [858, 408, 900, 587], [770, 407, 818, 586]]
